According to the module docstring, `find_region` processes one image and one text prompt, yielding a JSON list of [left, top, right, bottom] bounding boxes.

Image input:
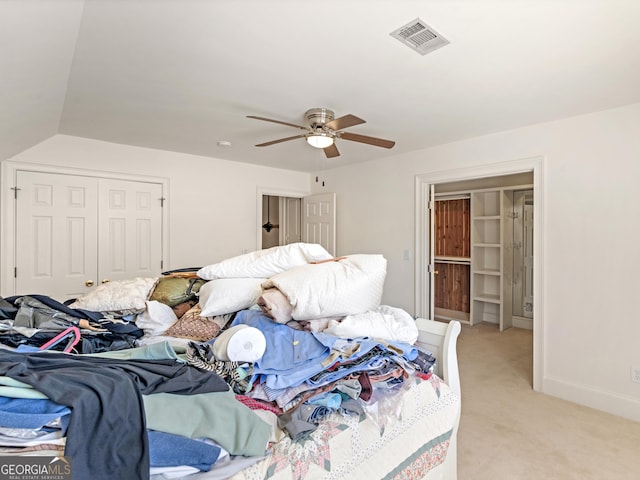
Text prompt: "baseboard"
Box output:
[[544, 375, 640, 423], [512, 315, 532, 330], [434, 308, 470, 323]]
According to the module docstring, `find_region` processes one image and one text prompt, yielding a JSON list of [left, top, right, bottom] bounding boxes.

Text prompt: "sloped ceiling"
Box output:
[[2, 0, 640, 172]]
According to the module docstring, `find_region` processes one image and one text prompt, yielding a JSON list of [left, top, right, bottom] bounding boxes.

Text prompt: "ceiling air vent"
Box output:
[[390, 18, 449, 56]]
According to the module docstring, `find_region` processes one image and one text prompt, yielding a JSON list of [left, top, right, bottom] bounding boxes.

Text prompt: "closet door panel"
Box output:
[[98, 178, 163, 284], [16, 171, 98, 300]]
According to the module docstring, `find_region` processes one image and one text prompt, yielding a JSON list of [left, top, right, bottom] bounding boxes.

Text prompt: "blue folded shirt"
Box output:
[[148, 430, 221, 472], [0, 397, 71, 430]]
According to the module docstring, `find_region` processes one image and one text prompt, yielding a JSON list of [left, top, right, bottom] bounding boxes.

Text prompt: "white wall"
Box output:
[[312, 102, 640, 421], [2, 135, 310, 272]]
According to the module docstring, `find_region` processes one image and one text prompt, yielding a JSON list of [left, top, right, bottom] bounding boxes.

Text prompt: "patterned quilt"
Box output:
[[231, 374, 460, 480]]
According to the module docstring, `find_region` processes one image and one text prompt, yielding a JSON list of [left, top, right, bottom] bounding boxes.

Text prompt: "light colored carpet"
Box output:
[[456, 322, 640, 480]]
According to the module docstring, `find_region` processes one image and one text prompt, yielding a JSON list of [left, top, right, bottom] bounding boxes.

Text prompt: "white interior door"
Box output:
[[16, 171, 99, 300], [302, 192, 336, 256], [98, 178, 163, 284]]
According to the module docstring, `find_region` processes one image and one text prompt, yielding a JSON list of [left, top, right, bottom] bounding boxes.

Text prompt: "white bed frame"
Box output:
[[415, 318, 462, 480]]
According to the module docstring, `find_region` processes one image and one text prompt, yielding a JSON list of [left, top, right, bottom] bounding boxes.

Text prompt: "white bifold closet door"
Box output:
[[15, 171, 163, 301]]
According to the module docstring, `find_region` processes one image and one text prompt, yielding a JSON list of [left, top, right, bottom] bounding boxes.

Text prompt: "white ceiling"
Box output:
[[2, 0, 640, 172]]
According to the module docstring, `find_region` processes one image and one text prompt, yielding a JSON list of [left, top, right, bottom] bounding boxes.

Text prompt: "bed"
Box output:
[[223, 317, 462, 480], [0, 244, 462, 480]]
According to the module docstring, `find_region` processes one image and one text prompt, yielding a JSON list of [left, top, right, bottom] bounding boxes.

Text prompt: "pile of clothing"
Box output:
[[185, 309, 436, 440], [0, 294, 143, 353]]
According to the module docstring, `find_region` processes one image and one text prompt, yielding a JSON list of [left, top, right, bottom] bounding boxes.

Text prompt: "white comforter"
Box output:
[[261, 254, 387, 320]]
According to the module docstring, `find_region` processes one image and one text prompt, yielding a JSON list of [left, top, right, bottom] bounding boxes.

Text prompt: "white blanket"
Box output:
[[323, 305, 419, 344], [261, 254, 387, 320]]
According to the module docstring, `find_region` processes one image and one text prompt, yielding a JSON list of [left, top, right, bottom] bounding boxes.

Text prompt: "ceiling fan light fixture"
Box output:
[[248, 108, 394, 158], [306, 133, 334, 149]]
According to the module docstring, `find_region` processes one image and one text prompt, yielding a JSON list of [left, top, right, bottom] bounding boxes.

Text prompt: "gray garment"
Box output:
[[334, 378, 362, 399], [13, 296, 78, 330]]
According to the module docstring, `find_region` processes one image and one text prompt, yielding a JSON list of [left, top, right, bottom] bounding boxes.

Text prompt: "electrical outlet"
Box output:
[[631, 366, 640, 384]]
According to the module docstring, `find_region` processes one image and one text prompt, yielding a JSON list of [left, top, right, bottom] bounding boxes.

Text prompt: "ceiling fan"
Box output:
[[247, 108, 395, 158]]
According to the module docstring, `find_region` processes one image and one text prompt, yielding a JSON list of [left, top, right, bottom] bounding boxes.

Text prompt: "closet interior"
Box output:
[[433, 172, 534, 331]]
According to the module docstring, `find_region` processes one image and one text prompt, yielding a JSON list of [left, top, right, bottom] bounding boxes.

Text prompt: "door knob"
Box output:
[[101, 279, 110, 284], [85, 280, 94, 287]]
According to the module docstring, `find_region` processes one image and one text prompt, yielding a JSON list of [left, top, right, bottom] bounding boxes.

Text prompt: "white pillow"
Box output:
[[197, 243, 332, 280], [135, 300, 179, 337], [69, 277, 158, 314], [198, 278, 265, 317]]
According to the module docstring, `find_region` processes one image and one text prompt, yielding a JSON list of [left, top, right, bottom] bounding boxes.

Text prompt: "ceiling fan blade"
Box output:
[[339, 131, 395, 149], [255, 134, 307, 147], [323, 143, 340, 158], [247, 115, 308, 130], [325, 114, 366, 131]]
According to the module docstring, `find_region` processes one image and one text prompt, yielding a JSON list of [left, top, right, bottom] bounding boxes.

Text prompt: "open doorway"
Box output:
[[261, 195, 302, 249], [432, 173, 534, 331], [257, 191, 337, 255], [415, 156, 544, 391]]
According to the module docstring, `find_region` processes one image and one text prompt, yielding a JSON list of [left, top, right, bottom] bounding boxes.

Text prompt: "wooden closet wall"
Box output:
[[434, 198, 470, 320]]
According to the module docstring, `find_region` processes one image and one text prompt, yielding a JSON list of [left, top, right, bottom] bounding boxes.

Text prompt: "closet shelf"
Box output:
[[474, 269, 500, 276], [473, 294, 501, 304], [471, 188, 511, 330]]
